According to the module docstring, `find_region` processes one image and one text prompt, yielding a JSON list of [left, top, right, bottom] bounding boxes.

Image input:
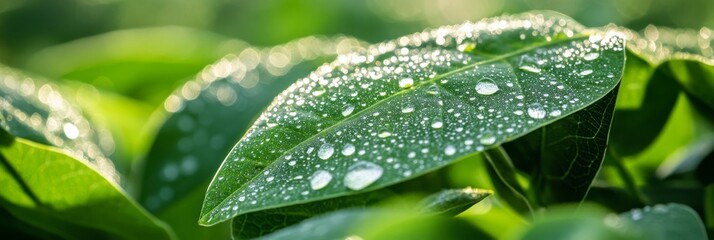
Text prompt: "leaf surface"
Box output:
[[200, 12, 626, 225]]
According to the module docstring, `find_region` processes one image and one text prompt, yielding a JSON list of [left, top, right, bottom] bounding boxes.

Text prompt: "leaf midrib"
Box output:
[[204, 33, 591, 220]]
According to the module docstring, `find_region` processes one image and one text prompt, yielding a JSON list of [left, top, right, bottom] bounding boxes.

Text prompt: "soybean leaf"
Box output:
[[200, 11, 626, 225], [24, 26, 248, 104], [0, 139, 174, 240], [417, 187, 492, 216], [256, 208, 491, 240], [620, 203, 708, 240], [232, 191, 389, 239], [0, 65, 119, 182], [517, 205, 633, 240], [483, 147, 534, 214], [503, 87, 618, 206]]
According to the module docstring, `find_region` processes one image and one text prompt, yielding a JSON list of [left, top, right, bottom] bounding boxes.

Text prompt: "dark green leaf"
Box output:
[[620, 203, 708, 240], [417, 187, 491, 216], [517, 205, 634, 240], [256, 208, 491, 240], [200, 12, 626, 225], [504, 87, 618, 206], [705, 185, 714, 233], [24, 27, 249, 103], [0, 139, 174, 240]]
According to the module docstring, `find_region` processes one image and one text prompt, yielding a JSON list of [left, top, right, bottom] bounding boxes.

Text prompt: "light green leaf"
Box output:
[[0, 139, 174, 240], [417, 187, 492, 216], [0, 65, 119, 183], [256, 208, 490, 240], [24, 26, 248, 104], [620, 203, 708, 240], [200, 11, 626, 225]]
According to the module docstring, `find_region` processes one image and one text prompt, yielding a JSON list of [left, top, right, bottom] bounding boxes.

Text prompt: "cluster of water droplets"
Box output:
[[202, 13, 625, 224], [0, 66, 118, 183], [623, 24, 713, 65]]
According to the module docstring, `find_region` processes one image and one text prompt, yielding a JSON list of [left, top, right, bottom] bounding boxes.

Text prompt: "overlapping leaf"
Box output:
[[200, 11, 626, 225]]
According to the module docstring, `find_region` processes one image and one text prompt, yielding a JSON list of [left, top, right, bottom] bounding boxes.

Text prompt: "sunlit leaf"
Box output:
[[0, 65, 119, 182], [0, 139, 174, 240], [200, 12, 626, 225]]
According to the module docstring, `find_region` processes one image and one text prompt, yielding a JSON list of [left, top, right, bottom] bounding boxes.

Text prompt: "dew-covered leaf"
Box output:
[[417, 187, 492, 216], [502, 88, 618, 206], [256, 208, 490, 240], [0, 139, 174, 240], [517, 205, 633, 240], [0, 65, 119, 183], [619, 203, 708, 240], [25, 26, 248, 104], [200, 11, 626, 225]]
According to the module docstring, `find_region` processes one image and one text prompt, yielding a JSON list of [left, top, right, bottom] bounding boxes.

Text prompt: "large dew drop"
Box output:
[[309, 170, 333, 190], [444, 145, 456, 156], [527, 103, 546, 119], [317, 143, 335, 160], [342, 104, 355, 117], [344, 161, 384, 190], [475, 78, 499, 95], [480, 132, 496, 145], [519, 65, 541, 73], [399, 78, 414, 88], [342, 143, 356, 156]]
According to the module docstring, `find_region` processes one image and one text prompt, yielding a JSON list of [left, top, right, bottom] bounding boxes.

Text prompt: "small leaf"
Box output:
[[0, 65, 119, 183], [200, 11, 626, 225], [417, 187, 492, 216], [0, 139, 174, 240], [620, 203, 708, 240], [256, 208, 490, 240]]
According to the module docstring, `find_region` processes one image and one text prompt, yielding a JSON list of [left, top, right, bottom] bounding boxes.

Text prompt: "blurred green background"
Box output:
[[1, 0, 712, 68]]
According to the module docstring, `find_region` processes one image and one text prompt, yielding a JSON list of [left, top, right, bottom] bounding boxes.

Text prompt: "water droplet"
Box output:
[[583, 52, 600, 61], [318, 143, 334, 160], [444, 145, 456, 156], [266, 176, 274, 182], [431, 120, 443, 129], [401, 105, 415, 113], [399, 78, 414, 88], [378, 130, 392, 138], [480, 132, 496, 145], [631, 209, 643, 221], [342, 104, 355, 117], [342, 143, 355, 156], [475, 78, 499, 95], [457, 43, 476, 52], [344, 161, 384, 190], [312, 87, 326, 96], [549, 109, 562, 117], [527, 103, 546, 119], [310, 170, 333, 190], [579, 69, 593, 76], [426, 85, 439, 95], [519, 65, 541, 73], [62, 123, 79, 140]]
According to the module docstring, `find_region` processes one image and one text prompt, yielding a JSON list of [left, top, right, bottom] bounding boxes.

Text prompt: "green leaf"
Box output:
[[256, 208, 491, 240], [503, 87, 618, 206], [0, 139, 174, 240], [483, 147, 534, 214], [24, 26, 248, 104], [0, 65, 119, 183], [232, 191, 389, 239], [417, 187, 492, 216], [620, 203, 708, 240], [200, 11, 626, 225], [705, 185, 714, 232], [516, 204, 633, 240]]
